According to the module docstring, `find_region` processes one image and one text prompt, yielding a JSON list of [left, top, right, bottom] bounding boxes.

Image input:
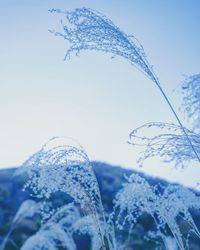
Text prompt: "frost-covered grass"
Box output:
[[1, 160, 200, 249], [1, 6, 200, 250], [4, 137, 199, 250]]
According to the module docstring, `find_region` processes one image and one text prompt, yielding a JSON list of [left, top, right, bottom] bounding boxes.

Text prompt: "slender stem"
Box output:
[[83, 191, 107, 250]]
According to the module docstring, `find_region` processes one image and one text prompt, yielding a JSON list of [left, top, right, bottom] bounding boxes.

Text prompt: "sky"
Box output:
[[0, 0, 200, 188]]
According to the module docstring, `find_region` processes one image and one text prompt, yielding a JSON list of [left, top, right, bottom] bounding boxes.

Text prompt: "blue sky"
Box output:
[[0, 0, 200, 187]]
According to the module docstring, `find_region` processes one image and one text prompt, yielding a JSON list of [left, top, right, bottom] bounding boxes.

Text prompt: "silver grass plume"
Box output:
[[129, 122, 200, 168], [180, 73, 200, 131], [21, 225, 76, 250]]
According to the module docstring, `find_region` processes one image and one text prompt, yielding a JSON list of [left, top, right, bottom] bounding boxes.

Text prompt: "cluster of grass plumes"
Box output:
[[128, 122, 200, 168], [16, 137, 113, 250], [20, 202, 117, 250], [4, 141, 200, 250], [113, 174, 200, 250]]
